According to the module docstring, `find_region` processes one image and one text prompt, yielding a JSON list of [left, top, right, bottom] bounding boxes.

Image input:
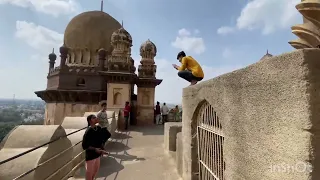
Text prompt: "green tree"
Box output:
[[0, 123, 17, 142], [0, 120, 43, 142]]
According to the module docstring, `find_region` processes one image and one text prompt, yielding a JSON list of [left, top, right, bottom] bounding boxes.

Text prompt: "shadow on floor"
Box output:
[[110, 152, 146, 162], [129, 125, 164, 136], [105, 141, 130, 153], [112, 132, 132, 140], [75, 156, 125, 178]]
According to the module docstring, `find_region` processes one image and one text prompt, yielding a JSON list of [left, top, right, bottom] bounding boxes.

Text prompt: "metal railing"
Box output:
[[0, 126, 87, 180], [197, 102, 225, 180]]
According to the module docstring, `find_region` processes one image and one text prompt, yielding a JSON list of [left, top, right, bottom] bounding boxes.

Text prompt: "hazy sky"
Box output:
[[0, 0, 301, 104]]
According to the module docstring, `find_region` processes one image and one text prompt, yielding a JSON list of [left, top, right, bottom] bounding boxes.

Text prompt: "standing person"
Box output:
[[155, 101, 161, 124], [82, 114, 108, 180], [174, 105, 180, 122], [161, 102, 169, 124], [172, 51, 204, 86], [124, 101, 131, 130], [97, 103, 111, 149]]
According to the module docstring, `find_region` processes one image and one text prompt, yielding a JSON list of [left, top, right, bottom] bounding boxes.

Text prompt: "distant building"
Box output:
[[34, 9, 162, 125], [260, 50, 273, 61]]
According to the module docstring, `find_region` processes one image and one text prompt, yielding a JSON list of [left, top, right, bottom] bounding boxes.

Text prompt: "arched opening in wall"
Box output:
[[113, 92, 122, 105], [76, 78, 85, 87], [192, 101, 225, 180]]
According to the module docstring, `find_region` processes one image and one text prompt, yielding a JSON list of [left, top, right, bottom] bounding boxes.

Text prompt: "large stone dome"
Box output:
[[64, 11, 122, 52]]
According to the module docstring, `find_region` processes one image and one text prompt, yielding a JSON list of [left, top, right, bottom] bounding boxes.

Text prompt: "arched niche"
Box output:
[[76, 78, 85, 87], [113, 92, 122, 105]]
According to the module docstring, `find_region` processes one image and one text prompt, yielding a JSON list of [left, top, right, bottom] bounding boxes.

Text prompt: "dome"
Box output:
[[140, 39, 157, 57], [64, 11, 122, 52], [260, 50, 273, 61], [111, 27, 132, 46]]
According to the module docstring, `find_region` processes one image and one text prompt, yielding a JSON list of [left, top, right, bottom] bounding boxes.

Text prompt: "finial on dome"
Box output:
[[267, 49, 269, 54], [49, 48, 57, 61], [121, 20, 123, 27], [101, 0, 104, 11]]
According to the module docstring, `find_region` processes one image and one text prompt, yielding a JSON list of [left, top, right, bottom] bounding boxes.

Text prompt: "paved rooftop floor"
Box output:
[[72, 125, 181, 180]]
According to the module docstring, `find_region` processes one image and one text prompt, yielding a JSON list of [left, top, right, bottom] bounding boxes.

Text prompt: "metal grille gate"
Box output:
[[197, 102, 225, 180]]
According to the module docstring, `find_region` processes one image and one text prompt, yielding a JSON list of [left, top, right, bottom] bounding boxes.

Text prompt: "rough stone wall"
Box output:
[[182, 49, 320, 180], [45, 103, 100, 125], [137, 87, 155, 125]]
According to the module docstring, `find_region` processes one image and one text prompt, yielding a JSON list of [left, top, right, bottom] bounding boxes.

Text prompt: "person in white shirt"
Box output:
[[161, 103, 169, 124], [96, 103, 111, 149]]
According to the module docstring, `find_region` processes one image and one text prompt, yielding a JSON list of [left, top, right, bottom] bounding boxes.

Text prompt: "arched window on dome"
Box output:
[[76, 78, 85, 87]]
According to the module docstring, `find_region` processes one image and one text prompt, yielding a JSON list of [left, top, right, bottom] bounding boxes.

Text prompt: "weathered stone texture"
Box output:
[[182, 49, 320, 180], [176, 132, 183, 176], [164, 122, 182, 152]]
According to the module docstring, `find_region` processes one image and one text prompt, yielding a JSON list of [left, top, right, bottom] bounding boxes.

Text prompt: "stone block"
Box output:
[[0, 125, 73, 180], [164, 122, 182, 152], [64, 128, 86, 176], [176, 132, 183, 177], [61, 117, 87, 129]]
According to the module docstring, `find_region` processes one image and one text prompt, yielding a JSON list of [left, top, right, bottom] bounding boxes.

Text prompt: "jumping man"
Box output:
[[172, 51, 204, 86]]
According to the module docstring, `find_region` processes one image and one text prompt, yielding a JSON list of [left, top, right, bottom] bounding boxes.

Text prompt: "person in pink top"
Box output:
[[124, 101, 131, 130]]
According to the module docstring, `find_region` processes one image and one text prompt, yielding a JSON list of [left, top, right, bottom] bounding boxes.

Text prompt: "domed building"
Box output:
[[260, 50, 273, 61], [35, 8, 162, 125]]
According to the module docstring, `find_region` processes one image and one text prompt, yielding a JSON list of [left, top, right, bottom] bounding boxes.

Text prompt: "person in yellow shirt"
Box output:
[[172, 51, 204, 86]]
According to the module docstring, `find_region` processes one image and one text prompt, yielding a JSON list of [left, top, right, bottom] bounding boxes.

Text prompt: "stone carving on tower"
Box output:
[[135, 39, 162, 125], [108, 25, 134, 72], [289, 0, 320, 49], [138, 39, 157, 78]]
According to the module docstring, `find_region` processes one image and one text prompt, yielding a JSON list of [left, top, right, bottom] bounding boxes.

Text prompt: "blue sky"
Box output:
[[0, 0, 301, 104]]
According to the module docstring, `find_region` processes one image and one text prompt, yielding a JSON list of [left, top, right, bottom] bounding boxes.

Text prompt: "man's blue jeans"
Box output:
[[178, 70, 203, 82]]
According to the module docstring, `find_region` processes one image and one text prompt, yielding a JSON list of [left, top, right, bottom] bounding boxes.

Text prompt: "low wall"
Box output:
[[0, 110, 120, 180], [182, 49, 320, 180], [60, 110, 119, 177], [167, 112, 182, 122], [0, 125, 73, 180], [164, 122, 182, 152]]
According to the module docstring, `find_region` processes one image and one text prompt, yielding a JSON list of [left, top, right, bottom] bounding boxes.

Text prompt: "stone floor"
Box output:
[[71, 125, 182, 180]]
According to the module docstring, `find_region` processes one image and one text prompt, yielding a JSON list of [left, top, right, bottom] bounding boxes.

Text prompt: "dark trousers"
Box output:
[[124, 116, 129, 130], [178, 70, 203, 82], [101, 127, 111, 144], [162, 115, 168, 124]]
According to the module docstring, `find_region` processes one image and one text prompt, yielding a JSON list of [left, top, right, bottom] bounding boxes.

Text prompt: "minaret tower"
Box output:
[[136, 39, 162, 125]]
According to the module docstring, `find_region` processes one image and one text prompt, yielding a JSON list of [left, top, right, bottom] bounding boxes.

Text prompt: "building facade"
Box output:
[[35, 10, 162, 125]]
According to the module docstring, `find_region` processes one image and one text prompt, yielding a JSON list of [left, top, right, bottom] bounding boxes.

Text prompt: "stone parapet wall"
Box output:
[[0, 125, 73, 180], [167, 111, 182, 122], [0, 110, 120, 180], [181, 49, 320, 180]]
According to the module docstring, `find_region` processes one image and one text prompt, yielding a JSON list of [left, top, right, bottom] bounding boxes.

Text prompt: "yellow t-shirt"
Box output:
[[178, 56, 204, 78]]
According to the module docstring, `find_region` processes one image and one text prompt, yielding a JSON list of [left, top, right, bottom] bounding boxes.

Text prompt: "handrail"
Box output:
[[0, 126, 87, 166], [13, 141, 83, 180]]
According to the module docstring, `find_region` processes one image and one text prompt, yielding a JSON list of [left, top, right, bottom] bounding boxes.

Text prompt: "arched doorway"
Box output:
[[193, 101, 225, 180]]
